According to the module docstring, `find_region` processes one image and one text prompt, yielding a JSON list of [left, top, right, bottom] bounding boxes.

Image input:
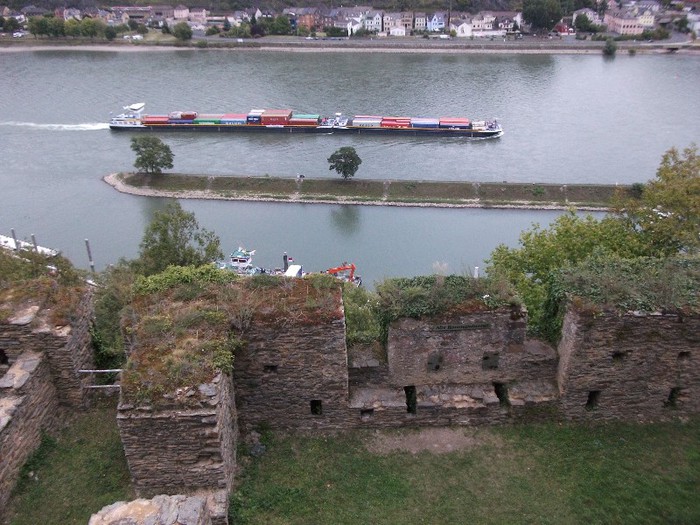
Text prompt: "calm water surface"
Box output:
[[1, 50, 698, 285]]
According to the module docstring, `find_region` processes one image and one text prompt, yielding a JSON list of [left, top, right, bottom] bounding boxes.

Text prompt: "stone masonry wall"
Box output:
[[117, 372, 236, 498], [233, 318, 349, 432], [557, 309, 700, 422], [0, 351, 60, 516], [0, 288, 95, 408]]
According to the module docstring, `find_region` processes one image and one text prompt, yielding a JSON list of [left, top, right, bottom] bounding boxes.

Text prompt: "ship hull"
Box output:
[[109, 123, 503, 139]]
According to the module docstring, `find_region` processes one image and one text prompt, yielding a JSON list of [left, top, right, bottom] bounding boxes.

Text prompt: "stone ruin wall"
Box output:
[[0, 288, 95, 519], [0, 351, 60, 514], [557, 309, 700, 422], [117, 372, 237, 499], [232, 318, 350, 432], [115, 293, 700, 520]]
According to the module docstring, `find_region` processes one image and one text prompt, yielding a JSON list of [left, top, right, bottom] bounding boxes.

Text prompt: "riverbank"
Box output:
[[2, 35, 698, 55], [104, 172, 630, 210]]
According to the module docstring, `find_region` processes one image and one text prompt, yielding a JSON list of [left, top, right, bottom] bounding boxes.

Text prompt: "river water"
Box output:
[[1, 49, 698, 285]]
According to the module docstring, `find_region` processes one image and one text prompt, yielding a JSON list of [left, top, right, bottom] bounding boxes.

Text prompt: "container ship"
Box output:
[[109, 103, 503, 139]]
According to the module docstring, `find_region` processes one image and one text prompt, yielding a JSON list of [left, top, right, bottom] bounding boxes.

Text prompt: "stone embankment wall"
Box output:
[[557, 309, 700, 421], [117, 373, 237, 498], [0, 288, 95, 518]]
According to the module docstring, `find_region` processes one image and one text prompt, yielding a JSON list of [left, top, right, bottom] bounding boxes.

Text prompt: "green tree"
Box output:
[[223, 17, 231, 32], [603, 37, 617, 56], [65, 18, 81, 37], [28, 16, 49, 37], [487, 213, 644, 339], [47, 17, 64, 37], [574, 13, 592, 32], [4, 16, 20, 33], [130, 136, 174, 175], [270, 15, 291, 35], [135, 201, 223, 276], [613, 145, 699, 255], [80, 18, 102, 39], [172, 21, 193, 40], [523, 0, 562, 32], [328, 147, 362, 180], [104, 25, 117, 40]]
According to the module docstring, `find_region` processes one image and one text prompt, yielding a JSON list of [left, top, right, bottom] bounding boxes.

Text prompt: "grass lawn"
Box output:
[[231, 419, 700, 525], [5, 402, 133, 525]]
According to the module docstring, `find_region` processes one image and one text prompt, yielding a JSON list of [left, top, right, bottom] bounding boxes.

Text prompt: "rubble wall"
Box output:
[[557, 309, 700, 422]]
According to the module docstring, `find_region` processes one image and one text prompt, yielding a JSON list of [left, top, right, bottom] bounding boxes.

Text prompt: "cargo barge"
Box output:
[[109, 103, 503, 139]]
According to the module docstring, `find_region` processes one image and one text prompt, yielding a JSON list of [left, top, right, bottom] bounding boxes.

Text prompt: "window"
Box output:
[[493, 382, 509, 406], [404, 386, 417, 414], [0, 349, 8, 365], [310, 400, 323, 415], [585, 390, 601, 410], [612, 351, 628, 364], [482, 352, 500, 370], [427, 352, 443, 372], [360, 408, 374, 421], [665, 387, 682, 408], [263, 365, 278, 373]]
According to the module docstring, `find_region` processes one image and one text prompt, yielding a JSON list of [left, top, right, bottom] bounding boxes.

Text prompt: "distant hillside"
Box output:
[[8, 0, 521, 15]]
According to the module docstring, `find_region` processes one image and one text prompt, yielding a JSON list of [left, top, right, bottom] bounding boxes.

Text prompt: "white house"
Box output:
[[451, 18, 473, 37], [363, 11, 383, 32], [426, 12, 447, 32]]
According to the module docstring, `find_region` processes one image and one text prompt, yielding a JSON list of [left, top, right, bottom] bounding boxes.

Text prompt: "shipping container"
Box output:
[[291, 113, 321, 120], [381, 119, 410, 128], [289, 119, 320, 126], [143, 116, 170, 124], [353, 115, 383, 120], [352, 119, 382, 128]]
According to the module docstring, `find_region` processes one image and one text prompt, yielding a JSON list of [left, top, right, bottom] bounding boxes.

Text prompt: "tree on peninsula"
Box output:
[[328, 147, 362, 180], [130, 136, 174, 175]]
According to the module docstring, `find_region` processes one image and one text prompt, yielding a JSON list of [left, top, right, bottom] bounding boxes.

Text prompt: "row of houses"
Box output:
[[3, 1, 697, 37], [1, 4, 522, 37]]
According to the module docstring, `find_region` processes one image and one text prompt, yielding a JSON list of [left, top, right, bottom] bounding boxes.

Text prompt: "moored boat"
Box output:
[[110, 104, 503, 139]]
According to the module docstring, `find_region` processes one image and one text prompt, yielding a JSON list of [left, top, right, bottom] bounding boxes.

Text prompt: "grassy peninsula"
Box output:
[[106, 172, 631, 210]]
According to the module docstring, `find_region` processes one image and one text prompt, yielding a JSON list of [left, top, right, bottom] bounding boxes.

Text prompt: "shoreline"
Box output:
[[2, 39, 698, 56], [103, 172, 614, 211]]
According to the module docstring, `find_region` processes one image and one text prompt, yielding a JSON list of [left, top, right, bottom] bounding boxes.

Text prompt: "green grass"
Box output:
[[117, 174, 626, 208], [6, 403, 133, 525], [231, 419, 700, 525]]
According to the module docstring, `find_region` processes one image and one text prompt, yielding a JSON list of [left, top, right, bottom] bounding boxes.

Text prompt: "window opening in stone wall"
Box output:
[[310, 400, 323, 415], [665, 387, 682, 408], [493, 382, 510, 406], [678, 351, 690, 361], [427, 352, 443, 372], [612, 351, 628, 364], [263, 365, 278, 373], [482, 352, 500, 370], [0, 349, 8, 365], [360, 408, 374, 421], [404, 386, 417, 414], [585, 390, 601, 410]]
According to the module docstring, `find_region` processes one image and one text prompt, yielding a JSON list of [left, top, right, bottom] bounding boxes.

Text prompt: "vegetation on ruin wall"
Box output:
[[488, 145, 699, 343], [343, 275, 520, 348], [120, 266, 343, 406], [547, 255, 700, 324], [0, 250, 87, 326], [230, 419, 700, 524]]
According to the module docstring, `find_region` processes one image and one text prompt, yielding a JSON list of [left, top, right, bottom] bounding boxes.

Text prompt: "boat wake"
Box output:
[[0, 121, 110, 131]]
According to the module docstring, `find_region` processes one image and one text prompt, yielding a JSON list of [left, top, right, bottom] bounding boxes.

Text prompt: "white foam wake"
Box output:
[[0, 122, 110, 131]]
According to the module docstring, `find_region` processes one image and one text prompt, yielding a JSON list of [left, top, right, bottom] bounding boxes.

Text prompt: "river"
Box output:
[[1, 48, 698, 286]]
